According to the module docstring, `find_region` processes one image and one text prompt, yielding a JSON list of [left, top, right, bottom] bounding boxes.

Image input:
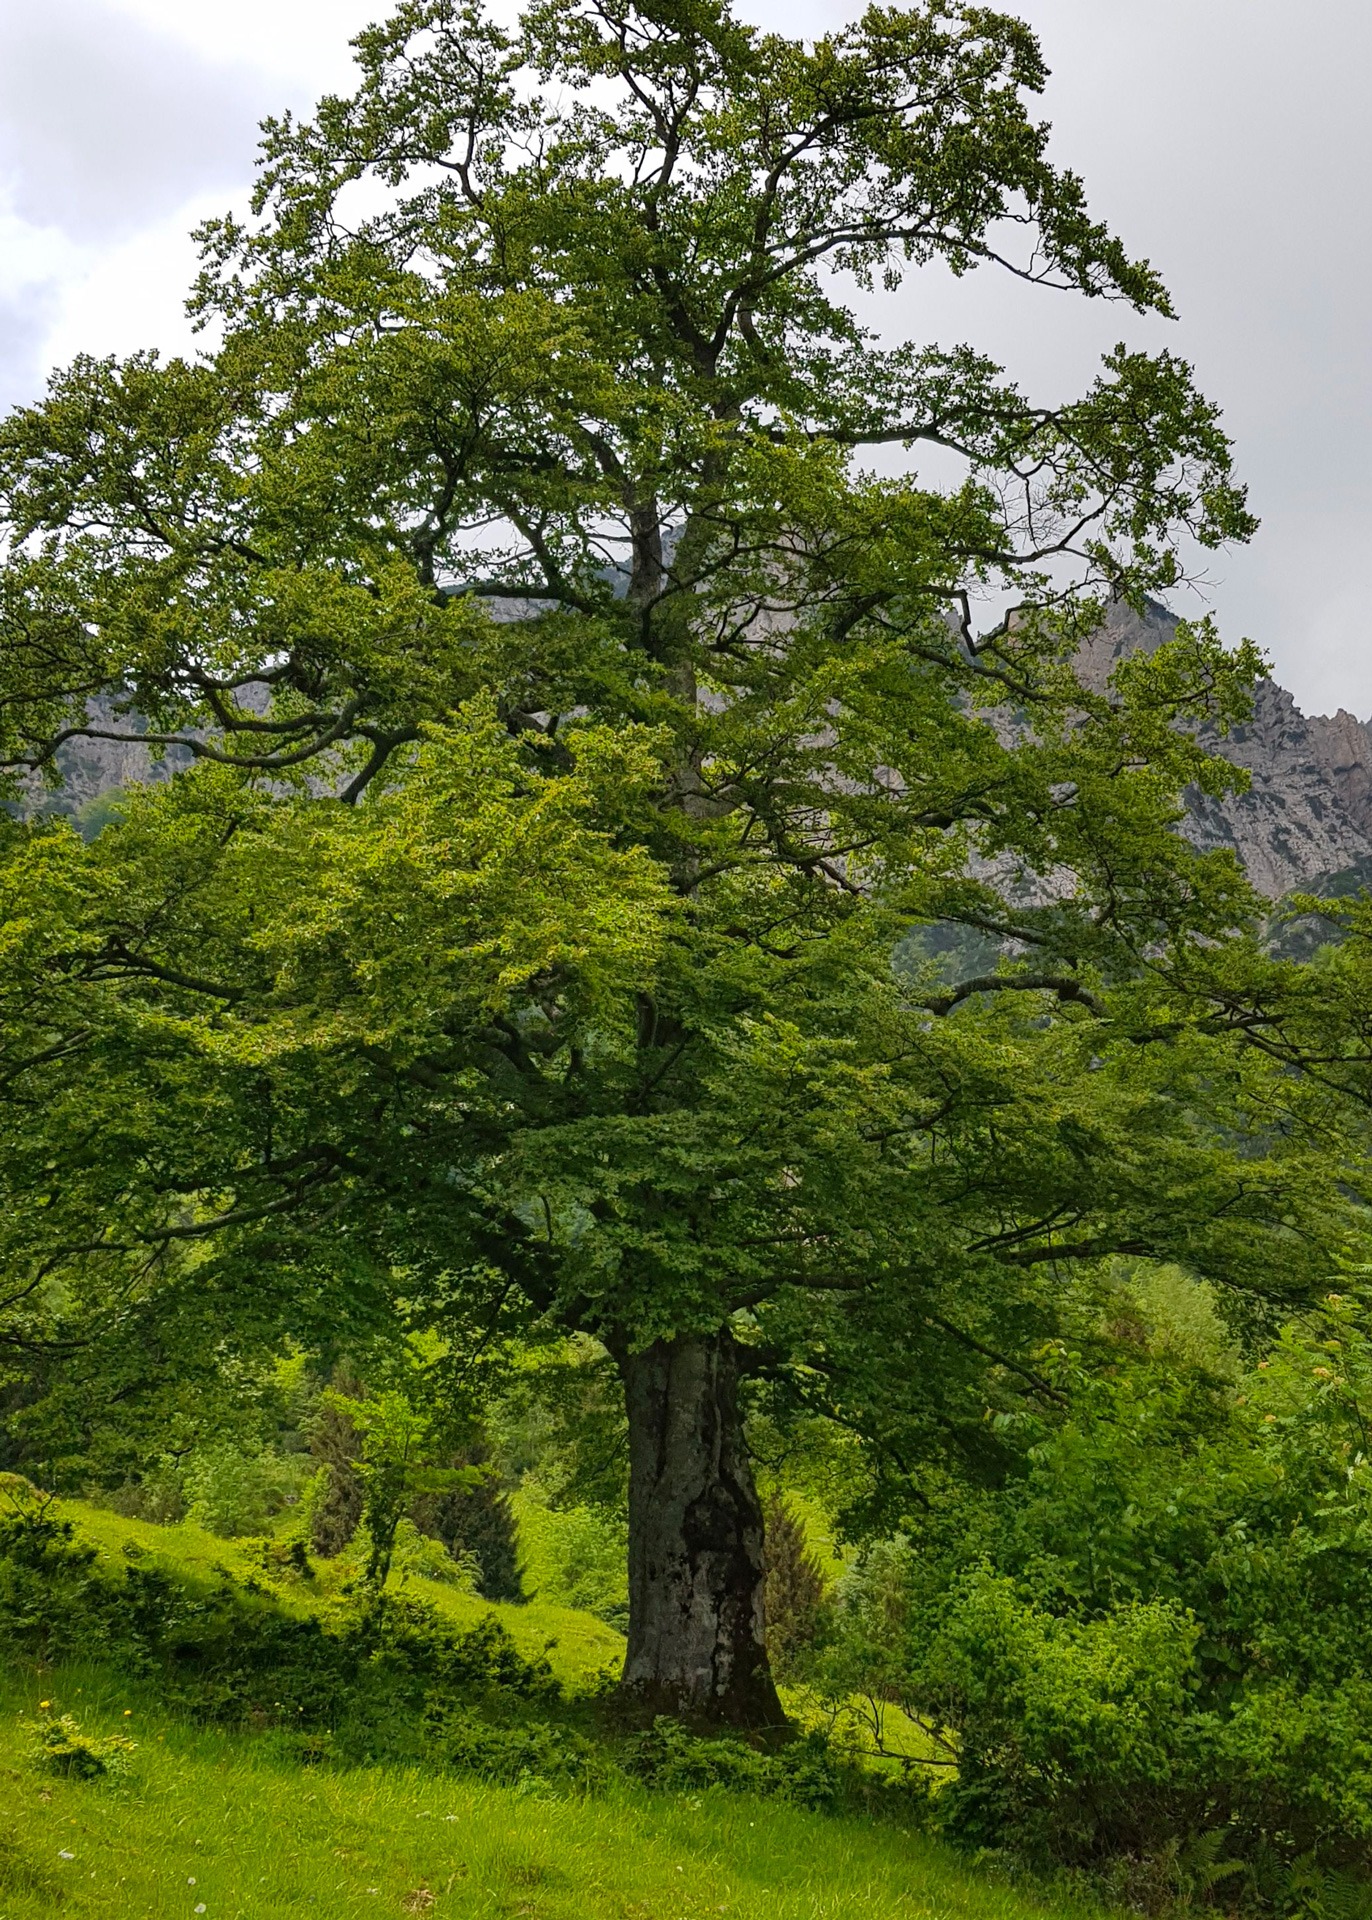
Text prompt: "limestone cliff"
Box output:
[[23, 606, 1372, 900], [1077, 600, 1372, 899]]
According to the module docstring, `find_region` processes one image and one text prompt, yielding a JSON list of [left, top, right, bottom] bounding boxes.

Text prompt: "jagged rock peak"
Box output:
[[1082, 600, 1372, 899]]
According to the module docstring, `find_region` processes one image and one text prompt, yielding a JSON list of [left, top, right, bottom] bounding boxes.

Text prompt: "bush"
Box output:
[[434, 1711, 612, 1792], [241, 1534, 316, 1582], [516, 1487, 628, 1627], [100, 1464, 188, 1525], [26, 1710, 136, 1780], [324, 1516, 483, 1593], [806, 1300, 1372, 1900], [0, 1481, 104, 1665], [624, 1717, 838, 1810], [183, 1443, 309, 1537], [1213, 1679, 1372, 1866], [925, 1582, 1372, 1898], [927, 1574, 1200, 1862]]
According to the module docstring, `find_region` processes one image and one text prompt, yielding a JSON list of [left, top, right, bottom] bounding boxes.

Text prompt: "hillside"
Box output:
[[0, 1500, 1079, 1920], [0, 1698, 1070, 1920]]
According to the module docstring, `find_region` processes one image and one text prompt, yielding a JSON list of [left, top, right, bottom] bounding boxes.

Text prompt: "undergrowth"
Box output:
[[0, 1486, 859, 1814]]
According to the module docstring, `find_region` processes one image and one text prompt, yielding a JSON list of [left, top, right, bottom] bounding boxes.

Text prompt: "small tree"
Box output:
[[762, 1496, 828, 1679], [323, 1384, 481, 1592], [412, 1450, 524, 1601], [309, 1374, 367, 1559]]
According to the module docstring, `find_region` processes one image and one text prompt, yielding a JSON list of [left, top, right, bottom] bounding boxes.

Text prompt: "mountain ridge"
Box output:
[[23, 604, 1372, 902], [1079, 600, 1372, 899]]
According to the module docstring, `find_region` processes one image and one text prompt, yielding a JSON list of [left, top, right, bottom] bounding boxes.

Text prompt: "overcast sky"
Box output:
[[1, 0, 1369, 716]]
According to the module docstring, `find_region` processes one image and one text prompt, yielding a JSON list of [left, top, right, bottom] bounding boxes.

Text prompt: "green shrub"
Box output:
[[26, 1710, 136, 1780], [182, 1443, 309, 1537], [100, 1464, 188, 1525], [0, 1483, 104, 1665], [389, 1517, 481, 1590], [0, 1476, 84, 1563], [1213, 1679, 1372, 1862], [413, 1471, 524, 1603], [624, 1717, 838, 1810], [806, 1299, 1372, 1898], [241, 1534, 316, 1582], [516, 1488, 628, 1628], [927, 1574, 1200, 1861], [928, 1601, 1372, 1898], [434, 1711, 612, 1792]]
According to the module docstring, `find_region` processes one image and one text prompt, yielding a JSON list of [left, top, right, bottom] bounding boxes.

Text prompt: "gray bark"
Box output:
[[619, 1329, 787, 1731]]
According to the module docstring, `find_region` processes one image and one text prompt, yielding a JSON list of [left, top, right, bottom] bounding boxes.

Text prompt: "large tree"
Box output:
[[0, 0, 1348, 1727]]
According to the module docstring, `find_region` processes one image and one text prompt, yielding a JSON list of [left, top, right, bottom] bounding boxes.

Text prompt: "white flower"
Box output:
[[58, 1851, 75, 1861]]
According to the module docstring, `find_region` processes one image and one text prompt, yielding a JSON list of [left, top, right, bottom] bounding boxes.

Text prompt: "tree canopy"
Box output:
[[2, 0, 1363, 1727]]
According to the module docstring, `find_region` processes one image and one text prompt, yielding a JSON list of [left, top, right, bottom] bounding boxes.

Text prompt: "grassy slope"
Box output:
[[0, 1672, 1075, 1920], [0, 1503, 1082, 1920], [56, 1499, 940, 1762], [59, 1500, 625, 1689]]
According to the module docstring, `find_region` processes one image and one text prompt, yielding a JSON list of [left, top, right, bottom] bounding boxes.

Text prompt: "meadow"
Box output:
[[0, 1503, 1077, 1920]]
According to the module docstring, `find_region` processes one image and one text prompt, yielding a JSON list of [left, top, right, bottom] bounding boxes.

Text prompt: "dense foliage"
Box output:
[[783, 1275, 1372, 1904]]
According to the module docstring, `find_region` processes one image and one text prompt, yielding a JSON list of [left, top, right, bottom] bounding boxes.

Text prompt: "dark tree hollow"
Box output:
[[618, 1328, 786, 1732]]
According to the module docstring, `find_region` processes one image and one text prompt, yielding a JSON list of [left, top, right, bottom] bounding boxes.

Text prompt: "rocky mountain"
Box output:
[[1077, 600, 1372, 899], [23, 605, 1372, 902]]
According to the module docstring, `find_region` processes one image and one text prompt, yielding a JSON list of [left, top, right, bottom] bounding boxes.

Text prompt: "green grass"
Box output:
[[0, 1665, 1081, 1920], [55, 1499, 625, 1690], [0, 1501, 1091, 1920]]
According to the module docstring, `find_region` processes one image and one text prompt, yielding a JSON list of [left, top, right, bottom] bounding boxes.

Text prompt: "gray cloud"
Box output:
[[2, 0, 1371, 714], [0, 280, 61, 413], [874, 0, 1372, 715], [0, 0, 267, 240]]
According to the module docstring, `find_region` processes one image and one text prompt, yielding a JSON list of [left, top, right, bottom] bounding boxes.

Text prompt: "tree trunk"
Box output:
[[618, 1329, 787, 1732]]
